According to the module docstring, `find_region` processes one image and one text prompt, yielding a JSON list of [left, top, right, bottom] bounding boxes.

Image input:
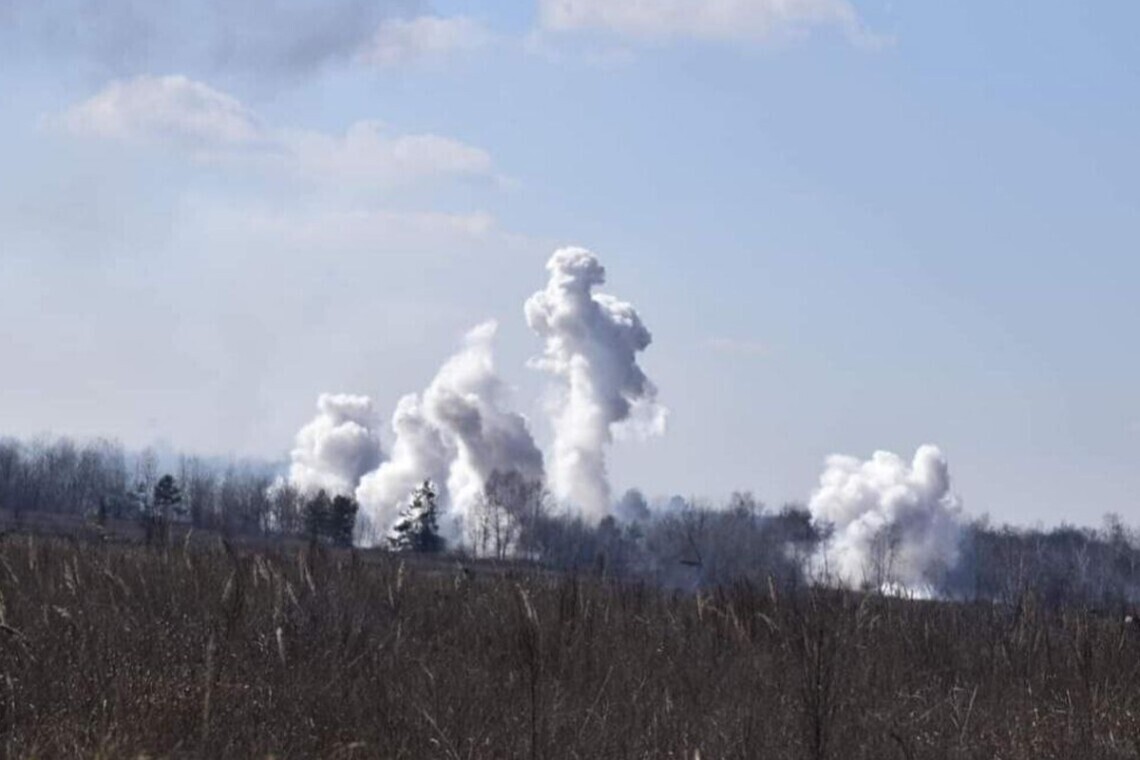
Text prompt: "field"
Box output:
[[0, 535, 1138, 758]]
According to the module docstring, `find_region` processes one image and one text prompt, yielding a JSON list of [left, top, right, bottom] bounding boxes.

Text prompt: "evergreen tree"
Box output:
[[328, 495, 359, 547], [153, 475, 183, 521], [136, 473, 182, 546], [304, 490, 332, 542], [388, 481, 445, 553]]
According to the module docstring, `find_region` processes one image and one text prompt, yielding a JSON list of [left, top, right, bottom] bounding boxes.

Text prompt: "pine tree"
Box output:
[[153, 475, 183, 520], [328, 495, 359, 547], [138, 473, 182, 546], [388, 481, 445, 553], [304, 490, 332, 542]]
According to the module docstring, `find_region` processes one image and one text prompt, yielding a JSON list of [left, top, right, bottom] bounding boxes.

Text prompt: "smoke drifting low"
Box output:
[[286, 393, 383, 496], [354, 321, 544, 539], [525, 247, 666, 519], [808, 445, 964, 593]]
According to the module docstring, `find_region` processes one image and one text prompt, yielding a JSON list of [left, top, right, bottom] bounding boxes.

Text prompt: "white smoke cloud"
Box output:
[[427, 321, 545, 523], [287, 393, 383, 496], [525, 246, 666, 520], [807, 444, 963, 594], [355, 320, 544, 540], [355, 393, 454, 532]]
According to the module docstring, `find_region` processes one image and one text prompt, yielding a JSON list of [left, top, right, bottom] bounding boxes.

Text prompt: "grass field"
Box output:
[[0, 535, 1139, 758]]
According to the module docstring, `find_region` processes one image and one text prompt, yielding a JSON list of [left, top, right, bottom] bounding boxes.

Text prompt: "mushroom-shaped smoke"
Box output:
[[525, 246, 666, 520]]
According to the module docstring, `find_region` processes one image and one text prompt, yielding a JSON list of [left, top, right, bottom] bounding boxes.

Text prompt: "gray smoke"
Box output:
[[524, 246, 666, 520], [807, 444, 963, 595], [354, 320, 543, 541], [286, 393, 383, 496]]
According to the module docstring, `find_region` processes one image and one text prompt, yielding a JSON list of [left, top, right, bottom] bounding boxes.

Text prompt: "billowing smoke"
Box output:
[[807, 445, 963, 594], [354, 394, 453, 534], [428, 321, 545, 524], [286, 393, 383, 496], [354, 320, 544, 540], [525, 247, 666, 520]]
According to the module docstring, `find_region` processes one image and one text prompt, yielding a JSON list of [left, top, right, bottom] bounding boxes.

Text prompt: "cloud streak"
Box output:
[[359, 15, 492, 68], [60, 75, 496, 191], [538, 0, 869, 45], [60, 75, 262, 150]]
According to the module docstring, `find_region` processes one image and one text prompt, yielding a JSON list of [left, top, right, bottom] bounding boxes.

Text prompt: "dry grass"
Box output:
[[0, 536, 1139, 758]]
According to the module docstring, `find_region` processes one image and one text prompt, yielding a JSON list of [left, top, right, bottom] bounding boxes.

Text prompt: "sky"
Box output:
[[1, 0, 1137, 527]]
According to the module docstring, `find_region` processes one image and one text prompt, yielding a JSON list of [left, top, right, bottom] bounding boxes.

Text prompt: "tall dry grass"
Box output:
[[0, 536, 1138, 758]]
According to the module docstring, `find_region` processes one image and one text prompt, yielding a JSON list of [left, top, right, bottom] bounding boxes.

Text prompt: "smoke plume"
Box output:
[[807, 445, 963, 594], [286, 393, 383, 496], [525, 246, 665, 520], [354, 394, 453, 535], [354, 320, 544, 539]]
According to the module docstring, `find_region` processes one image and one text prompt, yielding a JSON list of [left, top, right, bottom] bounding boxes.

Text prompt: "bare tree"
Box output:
[[470, 471, 545, 560]]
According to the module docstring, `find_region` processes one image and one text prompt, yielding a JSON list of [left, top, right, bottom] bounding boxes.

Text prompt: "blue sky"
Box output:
[[1, 0, 1137, 525]]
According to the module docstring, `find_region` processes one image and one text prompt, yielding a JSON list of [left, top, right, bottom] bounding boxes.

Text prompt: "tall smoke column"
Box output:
[[525, 246, 666, 520], [287, 393, 383, 496], [807, 444, 963, 594], [355, 320, 544, 540], [424, 321, 545, 524]]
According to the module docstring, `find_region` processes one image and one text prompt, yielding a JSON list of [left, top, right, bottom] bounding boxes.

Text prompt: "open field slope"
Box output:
[[0, 538, 1139, 758]]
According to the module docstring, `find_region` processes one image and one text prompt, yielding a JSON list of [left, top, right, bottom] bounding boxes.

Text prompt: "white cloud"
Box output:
[[359, 15, 491, 67], [61, 75, 496, 190], [538, 0, 866, 43], [277, 121, 493, 186], [60, 75, 263, 150]]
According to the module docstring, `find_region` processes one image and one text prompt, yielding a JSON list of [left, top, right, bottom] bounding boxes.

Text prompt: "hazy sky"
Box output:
[[2, 0, 1137, 526]]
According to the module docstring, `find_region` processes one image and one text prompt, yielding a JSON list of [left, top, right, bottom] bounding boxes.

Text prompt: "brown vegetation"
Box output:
[[0, 537, 1139, 758]]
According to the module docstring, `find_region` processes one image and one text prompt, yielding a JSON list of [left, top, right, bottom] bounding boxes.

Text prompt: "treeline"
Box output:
[[0, 436, 369, 548], [466, 474, 1140, 608], [950, 515, 1140, 608], [0, 437, 275, 536], [3, 434, 1140, 608], [470, 481, 821, 590]]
